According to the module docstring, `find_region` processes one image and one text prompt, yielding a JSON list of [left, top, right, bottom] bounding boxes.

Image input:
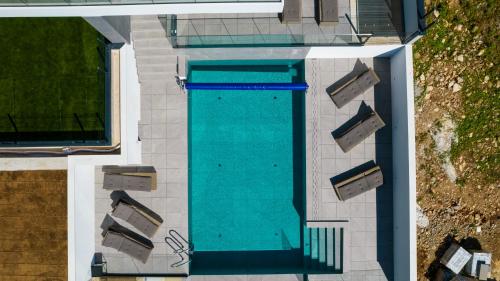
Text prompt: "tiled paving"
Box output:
[[173, 0, 356, 45], [94, 16, 189, 275], [93, 56, 394, 280], [94, 17, 394, 278], [94, 163, 188, 274], [305, 58, 393, 280], [176, 12, 352, 36]]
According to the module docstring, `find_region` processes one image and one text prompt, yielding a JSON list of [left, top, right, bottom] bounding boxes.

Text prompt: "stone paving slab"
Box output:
[[94, 17, 189, 275], [175, 0, 355, 43], [95, 165, 188, 275], [305, 58, 393, 280]]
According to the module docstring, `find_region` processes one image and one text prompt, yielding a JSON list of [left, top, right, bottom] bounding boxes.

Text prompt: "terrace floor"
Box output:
[[94, 161, 189, 274], [94, 36, 188, 275], [171, 9, 356, 47], [0, 170, 67, 281], [166, 0, 402, 47], [305, 57, 394, 280], [93, 41, 394, 279], [94, 69, 188, 274]]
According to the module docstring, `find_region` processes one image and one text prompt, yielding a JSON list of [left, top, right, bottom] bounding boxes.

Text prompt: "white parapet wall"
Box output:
[[0, 2, 283, 17], [67, 43, 141, 281], [85, 16, 131, 44], [182, 44, 404, 61], [306, 45, 403, 58], [0, 157, 68, 170], [390, 44, 417, 281]]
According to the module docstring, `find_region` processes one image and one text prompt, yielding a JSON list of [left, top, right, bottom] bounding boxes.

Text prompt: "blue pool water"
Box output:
[[188, 60, 305, 273]]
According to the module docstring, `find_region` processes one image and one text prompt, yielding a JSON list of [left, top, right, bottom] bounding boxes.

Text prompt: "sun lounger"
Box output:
[[101, 216, 154, 263], [334, 106, 385, 152], [333, 166, 383, 201], [102, 165, 157, 190], [102, 165, 156, 174], [281, 0, 302, 23], [103, 174, 154, 191], [111, 191, 163, 237], [328, 68, 380, 108], [318, 0, 339, 26]]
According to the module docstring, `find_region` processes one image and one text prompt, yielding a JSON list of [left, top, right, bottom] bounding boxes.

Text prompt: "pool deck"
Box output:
[[305, 58, 393, 280], [93, 37, 393, 279], [174, 0, 354, 43], [94, 34, 189, 274]]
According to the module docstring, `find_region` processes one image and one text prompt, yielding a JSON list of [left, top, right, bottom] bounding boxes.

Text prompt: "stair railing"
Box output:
[[164, 229, 193, 267]]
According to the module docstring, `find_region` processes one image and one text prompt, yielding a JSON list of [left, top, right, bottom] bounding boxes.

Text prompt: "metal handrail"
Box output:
[[169, 229, 194, 252], [164, 230, 193, 268], [345, 13, 373, 43], [165, 237, 184, 254]]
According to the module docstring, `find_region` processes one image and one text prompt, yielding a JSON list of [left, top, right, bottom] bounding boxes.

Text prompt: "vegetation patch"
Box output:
[[414, 0, 499, 186], [413, 0, 499, 279], [0, 18, 105, 140]]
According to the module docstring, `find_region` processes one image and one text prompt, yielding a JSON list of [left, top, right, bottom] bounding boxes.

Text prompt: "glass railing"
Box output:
[[0, 0, 278, 6], [164, 15, 374, 48], [172, 33, 364, 47]]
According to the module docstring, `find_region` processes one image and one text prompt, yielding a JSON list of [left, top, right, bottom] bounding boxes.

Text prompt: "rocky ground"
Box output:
[[413, 0, 499, 279]]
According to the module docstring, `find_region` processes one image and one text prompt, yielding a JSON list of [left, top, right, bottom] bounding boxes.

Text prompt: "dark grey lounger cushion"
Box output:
[[101, 217, 154, 263], [319, 0, 338, 24], [329, 68, 381, 108], [112, 200, 162, 238], [333, 166, 383, 201], [103, 174, 153, 191], [335, 108, 385, 152], [111, 191, 163, 223], [103, 231, 153, 263], [113, 203, 159, 238], [281, 0, 302, 23], [102, 165, 157, 190], [102, 165, 156, 174]]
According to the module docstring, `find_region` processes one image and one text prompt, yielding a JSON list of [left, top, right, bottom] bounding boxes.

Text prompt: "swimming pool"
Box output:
[[188, 60, 306, 274]]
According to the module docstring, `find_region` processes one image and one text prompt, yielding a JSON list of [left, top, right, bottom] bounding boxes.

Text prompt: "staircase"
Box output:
[[131, 15, 179, 84], [303, 227, 344, 273], [357, 0, 403, 36]]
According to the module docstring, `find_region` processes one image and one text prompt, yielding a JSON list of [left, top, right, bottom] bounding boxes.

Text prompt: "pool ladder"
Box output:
[[165, 229, 193, 267]]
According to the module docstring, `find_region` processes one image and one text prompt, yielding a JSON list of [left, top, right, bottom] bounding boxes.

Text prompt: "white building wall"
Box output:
[[0, 157, 67, 170], [306, 45, 402, 58], [182, 44, 403, 61], [0, 2, 282, 17], [389, 45, 417, 281], [85, 16, 131, 44], [67, 43, 141, 281]]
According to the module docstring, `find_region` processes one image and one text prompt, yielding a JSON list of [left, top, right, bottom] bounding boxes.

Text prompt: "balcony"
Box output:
[[163, 0, 404, 48]]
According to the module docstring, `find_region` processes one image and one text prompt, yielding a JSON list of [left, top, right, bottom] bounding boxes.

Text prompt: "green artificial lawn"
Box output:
[[0, 18, 105, 137]]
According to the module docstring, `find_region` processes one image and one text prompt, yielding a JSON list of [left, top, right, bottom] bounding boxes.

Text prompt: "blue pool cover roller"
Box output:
[[185, 82, 309, 91]]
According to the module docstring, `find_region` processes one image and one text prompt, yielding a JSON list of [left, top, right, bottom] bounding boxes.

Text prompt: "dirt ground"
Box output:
[[0, 170, 67, 281], [414, 0, 499, 279]]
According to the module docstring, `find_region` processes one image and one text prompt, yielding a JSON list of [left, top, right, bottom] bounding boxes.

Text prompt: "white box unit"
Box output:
[[465, 251, 492, 279], [440, 243, 472, 274]]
